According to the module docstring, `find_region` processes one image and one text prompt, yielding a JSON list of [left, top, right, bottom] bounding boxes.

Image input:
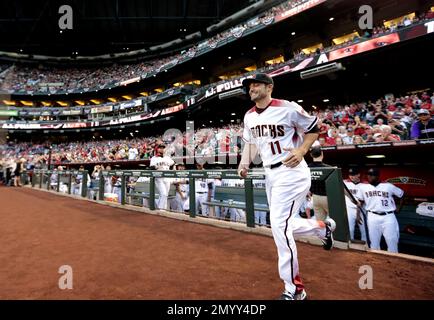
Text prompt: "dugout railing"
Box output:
[[31, 167, 351, 242]]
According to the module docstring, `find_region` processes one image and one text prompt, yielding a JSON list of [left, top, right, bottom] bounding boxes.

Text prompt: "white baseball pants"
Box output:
[[265, 164, 328, 296], [347, 206, 367, 242], [367, 212, 399, 252], [155, 178, 171, 210]]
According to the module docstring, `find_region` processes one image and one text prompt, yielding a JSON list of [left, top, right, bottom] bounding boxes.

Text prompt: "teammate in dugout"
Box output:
[[150, 144, 175, 210], [238, 73, 335, 300], [356, 168, 404, 253], [344, 168, 367, 242]]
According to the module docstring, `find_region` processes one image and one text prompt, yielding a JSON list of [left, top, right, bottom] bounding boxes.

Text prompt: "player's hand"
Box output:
[[282, 147, 304, 168], [238, 168, 248, 178]]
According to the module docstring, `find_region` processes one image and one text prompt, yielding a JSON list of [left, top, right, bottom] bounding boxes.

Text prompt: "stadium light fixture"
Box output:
[[323, 99, 330, 102], [201, 66, 204, 70], [366, 155, 386, 159], [297, 100, 303, 103], [231, 113, 236, 116], [300, 62, 344, 79], [228, 56, 232, 59], [329, 17, 334, 21], [291, 32, 296, 35], [252, 46, 256, 50]]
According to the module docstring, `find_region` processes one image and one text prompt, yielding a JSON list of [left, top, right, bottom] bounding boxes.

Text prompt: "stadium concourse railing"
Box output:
[[29, 167, 351, 242]]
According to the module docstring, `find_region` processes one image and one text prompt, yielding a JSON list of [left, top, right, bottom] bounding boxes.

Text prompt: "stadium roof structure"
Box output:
[[0, 0, 264, 57]]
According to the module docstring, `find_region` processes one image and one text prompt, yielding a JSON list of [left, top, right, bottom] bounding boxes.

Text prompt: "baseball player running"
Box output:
[[356, 168, 404, 252], [238, 73, 335, 300], [344, 168, 367, 242], [150, 144, 175, 210]]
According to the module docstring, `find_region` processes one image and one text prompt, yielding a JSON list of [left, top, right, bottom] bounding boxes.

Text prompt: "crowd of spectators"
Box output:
[[0, 124, 243, 170], [3, 1, 429, 95], [1, 91, 433, 170], [0, 0, 310, 93], [313, 92, 434, 146], [282, 10, 434, 64]]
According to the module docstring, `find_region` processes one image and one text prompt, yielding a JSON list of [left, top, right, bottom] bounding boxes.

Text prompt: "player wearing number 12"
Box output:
[[356, 168, 404, 253], [238, 73, 335, 300]]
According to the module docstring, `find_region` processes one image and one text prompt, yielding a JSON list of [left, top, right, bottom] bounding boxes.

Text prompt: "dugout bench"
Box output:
[[128, 181, 176, 207], [33, 168, 352, 242], [203, 186, 269, 212]]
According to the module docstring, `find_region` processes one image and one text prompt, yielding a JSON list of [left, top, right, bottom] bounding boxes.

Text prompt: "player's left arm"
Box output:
[[282, 102, 319, 167], [395, 196, 405, 214], [282, 131, 318, 167], [391, 184, 405, 213]]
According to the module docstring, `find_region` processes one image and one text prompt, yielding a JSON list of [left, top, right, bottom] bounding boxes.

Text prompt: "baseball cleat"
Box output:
[[322, 218, 335, 250], [278, 291, 295, 300], [295, 289, 308, 300]]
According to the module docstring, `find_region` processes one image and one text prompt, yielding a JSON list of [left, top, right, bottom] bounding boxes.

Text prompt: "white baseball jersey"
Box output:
[[356, 183, 404, 212], [344, 180, 360, 209], [242, 99, 318, 167], [128, 148, 138, 160], [195, 179, 209, 193], [150, 155, 175, 170]]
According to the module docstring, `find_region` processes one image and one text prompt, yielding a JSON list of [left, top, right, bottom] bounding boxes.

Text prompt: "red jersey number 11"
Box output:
[[270, 141, 282, 155]]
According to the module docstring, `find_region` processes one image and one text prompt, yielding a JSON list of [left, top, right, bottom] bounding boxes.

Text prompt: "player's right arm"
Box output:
[[238, 116, 257, 178], [238, 143, 258, 178]]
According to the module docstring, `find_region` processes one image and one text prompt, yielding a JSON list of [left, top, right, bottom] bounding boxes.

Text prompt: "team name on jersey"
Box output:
[[364, 190, 390, 198], [250, 124, 285, 139]]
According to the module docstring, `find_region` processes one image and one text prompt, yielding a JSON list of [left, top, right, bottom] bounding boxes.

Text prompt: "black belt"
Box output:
[[369, 210, 395, 216], [265, 161, 283, 169]]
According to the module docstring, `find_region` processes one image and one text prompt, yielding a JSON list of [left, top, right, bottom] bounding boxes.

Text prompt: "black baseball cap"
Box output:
[[367, 168, 380, 176], [242, 73, 274, 88], [309, 146, 322, 158], [348, 168, 359, 175]]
